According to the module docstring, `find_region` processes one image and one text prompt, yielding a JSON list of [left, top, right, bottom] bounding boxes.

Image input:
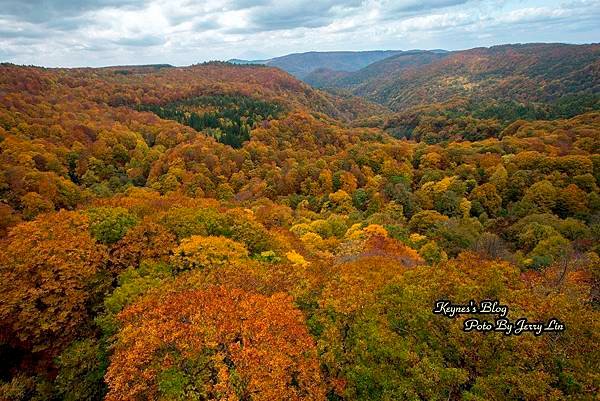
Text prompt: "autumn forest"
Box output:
[[0, 42, 599, 400]]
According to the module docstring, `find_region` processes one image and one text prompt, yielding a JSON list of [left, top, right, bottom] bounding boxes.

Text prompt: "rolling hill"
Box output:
[[304, 50, 449, 88], [308, 43, 600, 112], [228, 50, 408, 78]]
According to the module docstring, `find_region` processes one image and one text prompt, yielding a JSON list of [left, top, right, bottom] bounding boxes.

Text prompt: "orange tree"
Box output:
[[0, 211, 107, 355], [105, 286, 326, 401]]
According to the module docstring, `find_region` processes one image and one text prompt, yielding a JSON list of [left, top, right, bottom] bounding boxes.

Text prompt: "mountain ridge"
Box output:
[[228, 50, 438, 78], [302, 43, 600, 112]]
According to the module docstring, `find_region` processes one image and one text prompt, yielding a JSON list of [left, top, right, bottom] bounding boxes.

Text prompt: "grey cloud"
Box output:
[[244, 0, 363, 32], [113, 35, 166, 47], [0, 0, 147, 23], [224, 0, 270, 11], [44, 16, 90, 32], [0, 26, 48, 38], [0, 0, 599, 67], [0, 0, 145, 38], [229, 0, 471, 33], [378, 0, 472, 22], [389, 0, 470, 13], [193, 19, 221, 31], [0, 46, 18, 60]]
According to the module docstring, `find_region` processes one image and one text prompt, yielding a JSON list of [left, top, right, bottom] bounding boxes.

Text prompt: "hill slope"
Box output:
[[229, 50, 408, 78], [305, 50, 450, 88], [309, 43, 600, 113]]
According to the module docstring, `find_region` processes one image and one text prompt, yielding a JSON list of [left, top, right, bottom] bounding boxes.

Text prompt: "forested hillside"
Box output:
[[0, 57, 599, 401], [308, 44, 600, 148], [304, 50, 449, 88], [229, 50, 409, 78], [308, 44, 599, 104]]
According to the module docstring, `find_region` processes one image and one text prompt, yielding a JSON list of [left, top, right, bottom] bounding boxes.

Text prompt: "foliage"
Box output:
[[312, 253, 599, 400], [55, 339, 108, 401], [104, 287, 326, 401], [138, 94, 285, 148], [0, 54, 598, 400], [0, 211, 107, 354], [171, 235, 249, 271], [87, 207, 138, 244]]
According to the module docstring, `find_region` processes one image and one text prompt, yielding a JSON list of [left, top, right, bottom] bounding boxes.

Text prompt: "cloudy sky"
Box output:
[[1, 0, 599, 67]]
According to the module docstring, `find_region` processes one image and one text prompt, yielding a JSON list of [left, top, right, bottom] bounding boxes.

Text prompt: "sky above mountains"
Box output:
[[1, 0, 599, 67]]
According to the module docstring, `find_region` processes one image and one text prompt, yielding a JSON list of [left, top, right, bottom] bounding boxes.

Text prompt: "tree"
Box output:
[[86, 207, 138, 245], [0, 211, 107, 354], [472, 232, 509, 260], [20, 192, 53, 220], [329, 190, 353, 212], [110, 219, 176, 271], [170, 235, 249, 271], [528, 235, 572, 269], [433, 217, 483, 257], [556, 184, 589, 218], [523, 180, 558, 212], [55, 339, 108, 401], [0, 203, 21, 237], [226, 208, 273, 254], [470, 183, 502, 217], [408, 210, 449, 234], [419, 240, 448, 264], [105, 287, 326, 401], [158, 206, 229, 240]]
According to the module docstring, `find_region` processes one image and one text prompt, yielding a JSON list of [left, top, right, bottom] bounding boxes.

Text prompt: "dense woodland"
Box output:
[[231, 50, 408, 79], [0, 48, 599, 401], [306, 44, 600, 109]]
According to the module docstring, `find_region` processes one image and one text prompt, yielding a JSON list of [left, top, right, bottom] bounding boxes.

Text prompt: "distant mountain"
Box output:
[[101, 64, 174, 69], [307, 43, 600, 112], [305, 50, 449, 88], [228, 50, 409, 78], [303, 68, 354, 88], [227, 58, 269, 65]]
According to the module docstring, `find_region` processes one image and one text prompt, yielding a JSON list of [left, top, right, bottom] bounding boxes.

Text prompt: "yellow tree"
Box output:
[[170, 235, 249, 271]]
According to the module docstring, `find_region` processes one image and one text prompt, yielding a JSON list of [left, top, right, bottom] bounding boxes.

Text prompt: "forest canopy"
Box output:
[[0, 50, 599, 401]]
